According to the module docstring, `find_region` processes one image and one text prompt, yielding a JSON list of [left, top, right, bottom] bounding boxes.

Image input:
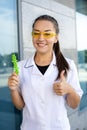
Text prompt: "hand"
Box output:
[[53, 70, 69, 96], [8, 72, 19, 91]]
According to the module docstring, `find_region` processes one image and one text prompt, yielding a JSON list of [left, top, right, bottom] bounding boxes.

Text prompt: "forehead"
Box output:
[[33, 20, 55, 31]]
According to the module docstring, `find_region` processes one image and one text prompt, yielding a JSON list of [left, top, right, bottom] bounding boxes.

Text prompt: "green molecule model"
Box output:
[[12, 54, 19, 75]]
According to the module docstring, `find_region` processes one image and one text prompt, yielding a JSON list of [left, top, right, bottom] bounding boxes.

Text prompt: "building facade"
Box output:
[[0, 0, 87, 130]]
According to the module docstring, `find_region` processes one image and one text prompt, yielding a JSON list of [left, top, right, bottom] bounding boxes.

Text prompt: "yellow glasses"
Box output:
[[32, 31, 56, 39]]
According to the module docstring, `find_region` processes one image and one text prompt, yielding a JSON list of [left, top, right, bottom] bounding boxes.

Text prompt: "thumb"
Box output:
[[60, 70, 66, 82]]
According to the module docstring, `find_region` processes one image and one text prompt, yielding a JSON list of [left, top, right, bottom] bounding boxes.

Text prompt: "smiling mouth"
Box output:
[[37, 43, 47, 47]]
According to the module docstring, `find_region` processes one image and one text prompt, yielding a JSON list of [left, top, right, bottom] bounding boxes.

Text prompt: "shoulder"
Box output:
[[18, 53, 34, 68], [18, 54, 34, 81], [65, 57, 74, 64], [65, 57, 77, 70]]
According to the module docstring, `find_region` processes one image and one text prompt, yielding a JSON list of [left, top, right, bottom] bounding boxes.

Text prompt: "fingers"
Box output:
[[60, 70, 65, 82], [53, 71, 66, 95], [53, 82, 64, 95], [8, 72, 19, 90]]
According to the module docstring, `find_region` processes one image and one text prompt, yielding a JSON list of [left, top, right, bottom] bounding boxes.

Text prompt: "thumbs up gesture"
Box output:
[[53, 70, 69, 96]]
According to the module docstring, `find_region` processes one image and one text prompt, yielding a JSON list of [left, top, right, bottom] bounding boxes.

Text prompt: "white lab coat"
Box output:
[[18, 52, 83, 130]]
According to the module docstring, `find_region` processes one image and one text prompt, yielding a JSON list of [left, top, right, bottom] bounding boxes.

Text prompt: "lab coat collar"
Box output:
[[24, 54, 35, 68], [51, 51, 56, 66], [24, 51, 56, 68]]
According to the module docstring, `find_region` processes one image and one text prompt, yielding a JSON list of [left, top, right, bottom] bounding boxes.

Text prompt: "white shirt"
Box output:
[[18, 52, 83, 130]]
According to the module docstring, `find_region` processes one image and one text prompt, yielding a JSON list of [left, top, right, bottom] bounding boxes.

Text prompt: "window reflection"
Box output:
[[76, 12, 87, 110], [0, 0, 21, 130], [0, 0, 18, 87]]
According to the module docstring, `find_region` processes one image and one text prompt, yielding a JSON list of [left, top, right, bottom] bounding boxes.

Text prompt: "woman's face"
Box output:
[[32, 20, 58, 54]]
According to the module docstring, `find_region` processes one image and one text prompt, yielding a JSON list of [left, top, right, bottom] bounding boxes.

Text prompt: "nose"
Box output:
[[38, 34, 44, 40]]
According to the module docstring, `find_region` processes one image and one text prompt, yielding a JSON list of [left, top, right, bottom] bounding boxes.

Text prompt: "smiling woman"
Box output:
[[0, 0, 21, 130], [8, 14, 83, 130]]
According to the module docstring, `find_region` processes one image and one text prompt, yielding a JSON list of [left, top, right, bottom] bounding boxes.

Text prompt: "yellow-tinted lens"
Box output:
[[32, 32, 40, 38], [32, 31, 56, 39], [43, 32, 56, 38]]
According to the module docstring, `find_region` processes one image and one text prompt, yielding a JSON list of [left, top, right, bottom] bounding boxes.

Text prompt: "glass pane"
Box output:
[[76, 0, 87, 111], [0, 0, 21, 130]]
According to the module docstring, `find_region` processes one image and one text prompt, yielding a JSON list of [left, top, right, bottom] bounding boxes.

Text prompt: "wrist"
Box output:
[[67, 84, 74, 95], [9, 86, 19, 91]]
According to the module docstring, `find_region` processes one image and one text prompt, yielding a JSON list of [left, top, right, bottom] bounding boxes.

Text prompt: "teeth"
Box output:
[[38, 43, 46, 47]]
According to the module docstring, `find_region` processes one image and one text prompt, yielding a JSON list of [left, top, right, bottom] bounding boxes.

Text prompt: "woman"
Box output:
[[8, 14, 83, 130]]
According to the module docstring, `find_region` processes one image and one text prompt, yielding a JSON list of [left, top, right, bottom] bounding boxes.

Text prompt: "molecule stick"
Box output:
[[12, 54, 19, 75]]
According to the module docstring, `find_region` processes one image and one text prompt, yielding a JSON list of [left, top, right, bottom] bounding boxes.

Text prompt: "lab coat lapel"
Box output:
[[24, 53, 42, 76], [32, 63, 42, 76], [44, 52, 57, 77]]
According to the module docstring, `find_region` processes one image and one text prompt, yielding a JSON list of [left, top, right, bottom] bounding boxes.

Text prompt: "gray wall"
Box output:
[[21, 0, 77, 62]]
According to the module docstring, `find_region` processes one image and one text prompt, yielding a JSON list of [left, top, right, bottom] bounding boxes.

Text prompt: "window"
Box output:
[[0, 0, 22, 129], [76, 0, 87, 111]]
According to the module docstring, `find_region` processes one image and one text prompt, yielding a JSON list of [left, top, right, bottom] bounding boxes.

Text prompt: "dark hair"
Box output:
[[32, 14, 70, 80]]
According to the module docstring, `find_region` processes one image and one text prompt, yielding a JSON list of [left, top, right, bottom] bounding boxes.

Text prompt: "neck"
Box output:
[[34, 52, 53, 66]]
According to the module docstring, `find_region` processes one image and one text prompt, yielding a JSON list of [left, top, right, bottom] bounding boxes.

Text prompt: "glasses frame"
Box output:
[[32, 31, 56, 39]]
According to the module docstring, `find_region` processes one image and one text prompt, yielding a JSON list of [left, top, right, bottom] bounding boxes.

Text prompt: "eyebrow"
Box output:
[[33, 29, 52, 32]]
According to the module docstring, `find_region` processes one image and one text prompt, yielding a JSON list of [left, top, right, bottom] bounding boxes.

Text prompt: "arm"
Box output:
[[53, 70, 82, 109], [8, 72, 25, 110], [66, 84, 81, 109], [66, 60, 83, 108], [10, 89, 25, 110]]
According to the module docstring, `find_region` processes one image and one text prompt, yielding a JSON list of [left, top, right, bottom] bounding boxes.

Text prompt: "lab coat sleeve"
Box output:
[[67, 59, 83, 98]]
